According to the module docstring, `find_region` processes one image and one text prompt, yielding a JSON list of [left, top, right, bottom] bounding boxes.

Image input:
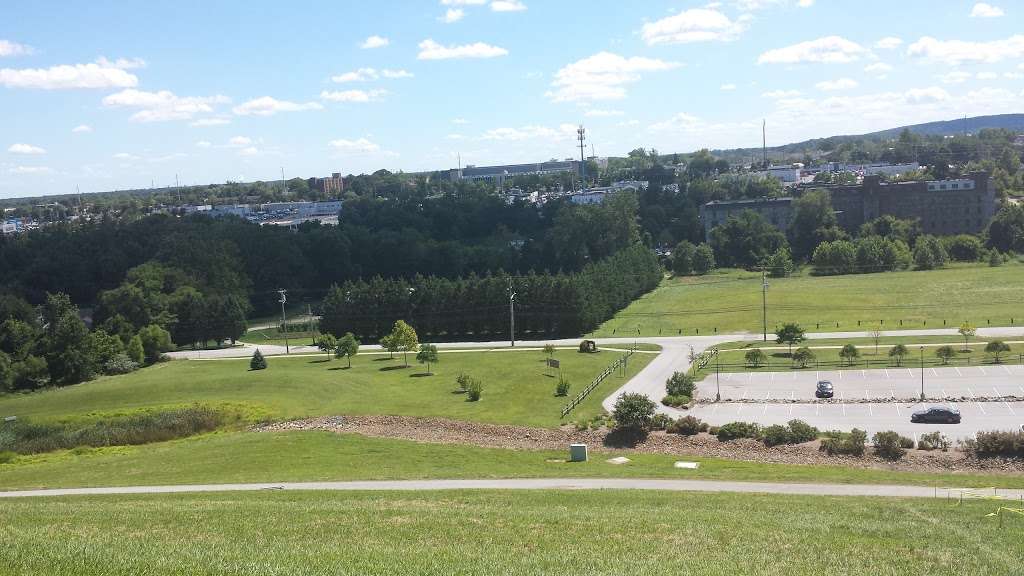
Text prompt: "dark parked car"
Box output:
[[815, 380, 833, 398], [911, 406, 961, 424]]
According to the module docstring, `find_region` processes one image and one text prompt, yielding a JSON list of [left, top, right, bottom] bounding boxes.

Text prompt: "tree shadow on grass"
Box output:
[[410, 372, 434, 378], [327, 366, 351, 371], [379, 365, 410, 372], [308, 359, 331, 364], [374, 357, 395, 362]]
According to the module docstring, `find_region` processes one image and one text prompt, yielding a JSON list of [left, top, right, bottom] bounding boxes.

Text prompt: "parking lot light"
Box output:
[[920, 346, 925, 401]]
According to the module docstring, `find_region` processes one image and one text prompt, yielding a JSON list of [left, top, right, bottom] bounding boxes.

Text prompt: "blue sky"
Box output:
[[2, 0, 1023, 198]]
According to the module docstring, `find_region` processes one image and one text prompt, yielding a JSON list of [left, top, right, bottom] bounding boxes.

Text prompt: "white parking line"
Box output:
[[1003, 365, 1012, 375], [895, 404, 902, 417], [741, 389, 748, 400], [736, 404, 743, 415], [955, 367, 962, 377], [942, 388, 948, 398], [906, 369, 913, 378], [1006, 403, 1017, 416], [868, 404, 873, 416], [815, 404, 820, 416], [861, 370, 866, 378], [994, 386, 1001, 397], [762, 404, 768, 416], [1019, 386, 1024, 396], [931, 368, 938, 377], [884, 369, 890, 379], [979, 366, 987, 376], [765, 391, 771, 400], [890, 388, 895, 399], [865, 389, 870, 400], [789, 404, 794, 416], [967, 387, 987, 415]]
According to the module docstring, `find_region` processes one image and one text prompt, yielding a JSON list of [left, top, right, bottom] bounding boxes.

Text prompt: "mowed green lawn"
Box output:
[[3, 490, 1019, 575], [1, 430, 1020, 490], [590, 262, 1024, 337], [0, 349, 652, 428]]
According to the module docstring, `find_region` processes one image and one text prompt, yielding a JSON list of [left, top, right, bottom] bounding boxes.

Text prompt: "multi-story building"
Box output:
[[308, 172, 344, 195], [700, 172, 994, 240]]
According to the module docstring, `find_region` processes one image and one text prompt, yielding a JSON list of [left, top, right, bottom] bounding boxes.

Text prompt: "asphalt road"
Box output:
[[2, 478, 1020, 499], [698, 364, 1024, 401]]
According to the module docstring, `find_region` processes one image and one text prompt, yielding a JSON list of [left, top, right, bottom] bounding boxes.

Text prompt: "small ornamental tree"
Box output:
[[935, 345, 956, 365], [775, 323, 806, 356], [692, 243, 716, 275], [870, 328, 882, 355], [665, 371, 696, 397], [334, 332, 360, 368], [612, 393, 657, 434], [985, 340, 1011, 364], [317, 333, 337, 360], [250, 348, 267, 371], [839, 344, 860, 366], [958, 322, 976, 352], [744, 348, 767, 368], [792, 346, 815, 369], [126, 335, 145, 365], [380, 334, 396, 360], [888, 344, 908, 367], [416, 343, 439, 374], [543, 343, 556, 359], [387, 320, 419, 367]]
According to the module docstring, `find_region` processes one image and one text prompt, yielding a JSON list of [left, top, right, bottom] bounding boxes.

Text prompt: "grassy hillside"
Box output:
[[590, 263, 1024, 337], [0, 348, 651, 428], [3, 490, 1019, 575]]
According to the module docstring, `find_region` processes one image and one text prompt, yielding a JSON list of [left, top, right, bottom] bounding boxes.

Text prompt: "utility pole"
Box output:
[[577, 125, 587, 190], [507, 279, 516, 347], [762, 270, 769, 342], [278, 289, 289, 354], [307, 303, 314, 345], [715, 348, 721, 402], [762, 119, 768, 169]]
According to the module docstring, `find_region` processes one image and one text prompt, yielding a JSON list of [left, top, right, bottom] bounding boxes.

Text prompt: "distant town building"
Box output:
[[209, 204, 252, 218], [451, 160, 580, 181], [570, 181, 647, 205], [762, 166, 802, 183], [308, 172, 344, 195], [700, 172, 994, 240]]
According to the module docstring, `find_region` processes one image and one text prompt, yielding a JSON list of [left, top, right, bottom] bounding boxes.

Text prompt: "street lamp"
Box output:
[[919, 345, 925, 401], [715, 350, 721, 402]]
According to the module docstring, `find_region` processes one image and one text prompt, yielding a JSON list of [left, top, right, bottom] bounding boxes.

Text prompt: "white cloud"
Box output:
[[232, 96, 323, 116], [641, 9, 746, 45], [1004, 72, 1024, 79], [112, 152, 141, 161], [618, 119, 640, 127], [238, 146, 260, 157], [228, 136, 252, 147], [7, 143, 46, 155], [319, 89, 388, 102], [8, 165, 50, 175], [649, 112, 702, 132], [908, 35, 1024, 65], [584, 109, 624, 117], [758, 36, 867, 64], [441, 0, 485, 4], [328, 138, 381, 153], [0, 40, 33, 57], [94, 56, 146, 69], [864, 62, 893, 76], [452, 118, 469, 124], [546, 51, 679, 102], [71, 124, 93, 133], [970, 2, 1004, 17], [417, 39, 508, 60], [103, 89, 230, 122], [440, 8, 465, 22], [976, 71, 998, 80], [491, 0, 526, 11], [190, 117, 230, 127], [195, 140, 212, 148], [902, 86, 950, 104], [815, 77, 858, 91], [761, 89, 801, 98], [720, 83, 737, 90], [360, 35, 389, 49], [481, 124, 577, 142], [937, 70, 971, 84], [875, 37, 903, 50], [797, 0, 814, 6], [331, 68, 412, 82], [0, 62, 138, 90]]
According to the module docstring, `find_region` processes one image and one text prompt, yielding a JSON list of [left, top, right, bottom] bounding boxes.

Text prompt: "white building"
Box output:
[[570, 189, 610, 204], [762, 166, 801, 183]]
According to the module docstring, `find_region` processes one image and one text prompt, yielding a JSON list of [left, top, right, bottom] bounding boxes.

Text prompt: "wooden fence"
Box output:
[[560, 349, 634, 418]]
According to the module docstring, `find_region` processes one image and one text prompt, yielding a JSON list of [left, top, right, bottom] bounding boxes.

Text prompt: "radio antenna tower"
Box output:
[[577, 125, 586, 190]]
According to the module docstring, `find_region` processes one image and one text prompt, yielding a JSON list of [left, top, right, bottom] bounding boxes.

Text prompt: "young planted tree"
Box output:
[[543, 343, 556, 360], [792, 347, 815, 369], [888, 344, 908, 367], [935, 345, 956, 365], [985, 340, 1011, 364], [250, 348, 267, 371], [317, 333, 338, 360], [611, 393, 657, 434], [380, 334, 396, 360], [958, 322, 976, 352], [387, 320, 419, 367], [744, 348, 767, 368], [126, 335, 145, 365], [416, 343, 439, 375], [839, 344, 860, 366], [334, 332, 360, 368], [775, 323, 806, 356], [870, 328, 882, 355]]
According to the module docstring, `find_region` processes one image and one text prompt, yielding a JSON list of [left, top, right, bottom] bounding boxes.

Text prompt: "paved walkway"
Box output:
[[2, 478, 1020, 499]]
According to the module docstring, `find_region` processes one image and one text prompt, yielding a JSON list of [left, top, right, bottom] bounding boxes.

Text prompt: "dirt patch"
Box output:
[[255, 415, 1024, 476]]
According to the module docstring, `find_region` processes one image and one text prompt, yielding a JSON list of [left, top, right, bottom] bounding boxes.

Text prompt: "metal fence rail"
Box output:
[[701, 353, 1024, 373], [560, 349, 634, 418]]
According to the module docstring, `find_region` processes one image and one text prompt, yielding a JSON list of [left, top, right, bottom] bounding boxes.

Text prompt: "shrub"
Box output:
[[819, 428, 866, 456], [692, 243, 716, 274], [466, 378, 483, 401], [612, 393, 656, 433], [555, 376, 570, 397], [792, 347, 815, 368], [668, 415, 706, 436], [918, 431, 950, 451], [985, 340, 1011, 364], [716, 421, 761, 441], [578, 340, 598, 353], [250, 349, 267, 370], [665, 372, 695, 397], [787, 420, 819, 443], [963, 430, 1024, 458], [104, 353, 140, 375], [707, 426, 720, 436], [455, 372, 472, 393], [0, 451, 16, 464], [934, 345, 956, 365], [761, 425, 792, 447], [650, 413, 674, 431], [744, 348, 767, 368], [761, 419, 819, 446], [838, 344, 860, 366], [888, 344, 908, 367], [988, 249, 1004, 267], [872, 430, 910, 461], [661, 394, 691, 408]]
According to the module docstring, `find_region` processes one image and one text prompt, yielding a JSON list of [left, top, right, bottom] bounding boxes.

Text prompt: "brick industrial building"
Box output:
[[700, 172, 995, 241]]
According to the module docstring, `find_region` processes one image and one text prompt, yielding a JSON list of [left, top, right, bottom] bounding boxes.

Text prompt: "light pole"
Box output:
[[507, 280, 516, 347], [762, 270, 769, 342], [278, 289, 289, 354], [919, 345, 925, 401], [715, 349, 721, 402]]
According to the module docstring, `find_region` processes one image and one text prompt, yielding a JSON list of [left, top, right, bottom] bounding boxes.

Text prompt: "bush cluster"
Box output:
[[716, 421, 761, 441], [650, 413, 674, 431], [871, 430, 913, 461], [661, 394, 691, 408], [667, 415, 708, 436], [466, 378, 484, 401], [555, 377, 571, 397], [819, 428, 867, 456], [665, 372, 696, 397], [611, 393, 657, 432], [962, 430, 1024, 458], [103, 353, 140, 375], [761, 420, 820, 447], [917, 431, 950, 451]]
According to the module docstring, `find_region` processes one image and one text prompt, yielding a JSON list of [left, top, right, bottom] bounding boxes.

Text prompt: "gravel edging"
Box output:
[[255, 415, 1024, 476]]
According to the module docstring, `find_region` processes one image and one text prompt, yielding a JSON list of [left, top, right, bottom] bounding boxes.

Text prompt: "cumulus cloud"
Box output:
[[546, 51, 679, 102], [481, 124, 577, 142], [7, 165, 50, 174], [319, 89, 388, 102], [758, 36, 867, 64], [864, 62, 893, 76], [328, 138, 381, 153], [103, 89, 231, 122], [815, 77, 858, 91], [907, 35, 1024, 65], [875, 37, 903, 50], [641, 9, 746, 45], [0, 40, 33, 57], [8, 143, 46, 155], [440, 8, 465, 22], [71, 124, 93, 133], [761, 89, 801, 98], [331, 68, 412, 82], [417, 39, 508, 60], [0, 62, 138, 89], [452, 118, 469, 124], [584, 109, 624, 117], [195, 140, 212, 148], [970, 2, 1004, 17], [720, 83, 737, 90], [491, 0, 526, 11], [360, 35, 389, 49], [232, 96, 323, 116], [95, 56, 147, 69], [190, 117, 231, 127]]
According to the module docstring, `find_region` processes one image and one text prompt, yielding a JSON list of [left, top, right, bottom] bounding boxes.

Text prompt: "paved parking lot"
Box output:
[[696, 364, 1024, 401], [687, 400, 1024, 441]]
